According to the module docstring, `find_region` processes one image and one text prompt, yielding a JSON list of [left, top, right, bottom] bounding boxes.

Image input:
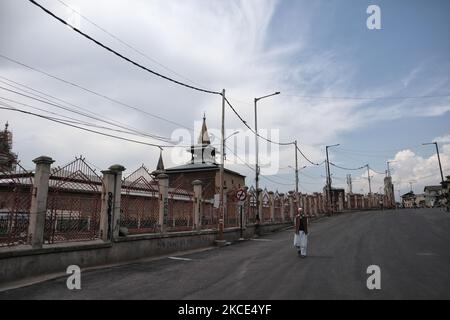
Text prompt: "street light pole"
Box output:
[[366, 164, 372, 194], [326, 144, 340, 214], [254, 91, 280, 223], [294, 140, 299, 196], [219, 89, 225, 241], [423, 142, 445, 183]]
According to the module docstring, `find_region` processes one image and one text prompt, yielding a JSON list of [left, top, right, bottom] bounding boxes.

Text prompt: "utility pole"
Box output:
[[325, 144, 339, 214], [423, 142, 445, 183], [294, 140, 299, 196], [254, 97, 259, 223], [366, 164, 372, 194], [219, 89, 225, 241], [347, 174, 353, 194]]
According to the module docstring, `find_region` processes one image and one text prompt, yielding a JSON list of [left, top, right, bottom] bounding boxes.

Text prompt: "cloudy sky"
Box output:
[[0, 0, 449, 200]]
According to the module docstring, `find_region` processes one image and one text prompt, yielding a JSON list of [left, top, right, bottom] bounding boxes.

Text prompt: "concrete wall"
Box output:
[[0, 222, 291, 286]]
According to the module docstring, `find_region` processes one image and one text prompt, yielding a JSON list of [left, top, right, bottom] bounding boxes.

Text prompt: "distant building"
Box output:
[[401, 191, 416, 208], [164, 115, 245, 199], [423, 185, 443, 207], [0, 122, 18, 171], [384, 175, 395, 208]]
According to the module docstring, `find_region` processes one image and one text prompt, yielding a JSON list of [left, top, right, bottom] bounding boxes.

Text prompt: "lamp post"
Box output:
[[422, 142, 444, 183], [254, 91, 280, 223], [326, 144, 340, 214]]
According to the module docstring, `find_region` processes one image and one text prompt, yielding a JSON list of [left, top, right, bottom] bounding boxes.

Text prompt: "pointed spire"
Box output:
[[156, 149, 165, 171], [198, 114, 211, 145], [4, 122, 8, 132]]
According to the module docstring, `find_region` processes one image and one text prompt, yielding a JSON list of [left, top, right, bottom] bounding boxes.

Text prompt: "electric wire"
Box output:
[[27, 0, 222, 96], [0, 54, 194, 131]]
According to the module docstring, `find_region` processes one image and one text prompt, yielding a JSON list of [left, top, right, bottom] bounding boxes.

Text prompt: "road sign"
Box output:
[[236, 188, 247, 201]]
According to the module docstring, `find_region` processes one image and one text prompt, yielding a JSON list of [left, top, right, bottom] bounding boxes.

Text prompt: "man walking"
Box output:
[[294, 208, 308, 258]]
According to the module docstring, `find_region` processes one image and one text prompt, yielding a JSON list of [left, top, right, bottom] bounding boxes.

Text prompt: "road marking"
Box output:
[[250, 238, 273, 242], [168, 257, 193, 261]]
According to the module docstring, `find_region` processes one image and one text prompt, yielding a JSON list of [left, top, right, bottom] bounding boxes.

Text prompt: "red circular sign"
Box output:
[[236, 189, 247, 201]]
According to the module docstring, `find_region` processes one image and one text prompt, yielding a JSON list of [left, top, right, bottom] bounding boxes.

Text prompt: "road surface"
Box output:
[[1, 208, 449, 299]]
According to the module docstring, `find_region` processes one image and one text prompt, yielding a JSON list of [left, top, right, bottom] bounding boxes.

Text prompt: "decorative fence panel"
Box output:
[[45, 157, 102, 244], [0, 163, 32, 247], [225, 189, 239, 228], [283, 195, 291, 221], [201, 183, 218, 229], [246, 187, 257, 224], [262, 191, 271, 222], [120, 166, 159, 234], [167, 186, 194, 232], [274, 193, 283, 222]]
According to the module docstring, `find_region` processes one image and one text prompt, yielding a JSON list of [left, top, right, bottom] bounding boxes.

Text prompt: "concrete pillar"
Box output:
[[100, 169, 115, 241], [338, 193, 344, 212], [257, 188, 263, 223], [108, 165, 125, 239], [158, 174, 169, 233], [268, 191, 275, 222], [192, 180, 202, 231], [288, 191, 294, 220], [28, 156, 54, 248], [314, 195, 318, 216], [346, 194, 350, 210], [280, 193, 285, 222]]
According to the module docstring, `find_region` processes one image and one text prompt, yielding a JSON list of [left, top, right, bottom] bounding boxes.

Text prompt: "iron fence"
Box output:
[[0, 162, 32, 247], [45, 157, 102, 244]]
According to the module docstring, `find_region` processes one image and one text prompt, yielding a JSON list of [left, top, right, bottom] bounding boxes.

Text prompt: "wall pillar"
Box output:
[[28, 156, 54, 248], [108, 165, 125, 239], [288, 191, 294, 220], [268, 191, 275, 222], [257, 188, 263, 223], [100, 169, 115, 241], [192, 180, 202, 231], [280, 193, 285, 222], [158, 174, 169, 233]]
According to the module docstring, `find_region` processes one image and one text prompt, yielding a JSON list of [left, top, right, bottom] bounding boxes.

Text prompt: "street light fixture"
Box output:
[[223, 131, 240, 160], [422, 142, 445, 183], [326, 144, 340, 214], [254, 91, 280, 223], [387, 160, 396, 177]]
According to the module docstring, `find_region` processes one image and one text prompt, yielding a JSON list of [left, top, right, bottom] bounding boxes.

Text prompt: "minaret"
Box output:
[[152, 149, 165, 177], [0, 122, 17, 171], [188, 115, 216, 164]]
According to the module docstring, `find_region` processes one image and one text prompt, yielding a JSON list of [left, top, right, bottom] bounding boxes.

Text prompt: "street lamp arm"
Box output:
[[255, 92, 280, 102]]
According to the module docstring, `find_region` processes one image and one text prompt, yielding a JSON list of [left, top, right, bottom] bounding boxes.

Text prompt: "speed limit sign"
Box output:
[[236, 188, 247, 201]]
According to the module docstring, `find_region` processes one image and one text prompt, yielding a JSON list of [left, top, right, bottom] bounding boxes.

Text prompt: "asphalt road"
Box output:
[[1, 208, 449, 300]]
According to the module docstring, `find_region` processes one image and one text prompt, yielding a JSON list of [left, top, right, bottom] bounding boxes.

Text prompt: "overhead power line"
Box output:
[[223, 96, 321, 166], [329, 162, 366, 171], [0, 104, 166, 149], [0, 54, 194, 131], [27, 0, 221, 95], [0, 78, 173, 142], [55, 0, 207, 90]]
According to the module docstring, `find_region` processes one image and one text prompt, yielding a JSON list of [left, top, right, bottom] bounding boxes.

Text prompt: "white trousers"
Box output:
[[294, 231, 308, 256]]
